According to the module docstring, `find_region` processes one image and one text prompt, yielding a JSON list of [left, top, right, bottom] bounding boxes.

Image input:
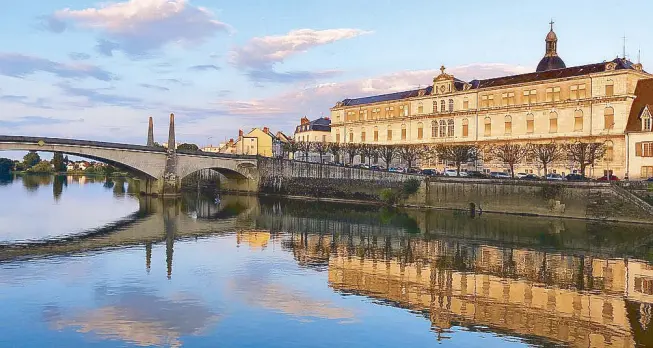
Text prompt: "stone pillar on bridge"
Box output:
[[161, 113, 180, 196], [147, 116, 154, 147]]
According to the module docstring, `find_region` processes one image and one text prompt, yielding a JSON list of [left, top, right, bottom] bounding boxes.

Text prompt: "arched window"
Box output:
[[417, 102, 424, 114], [462, 118, 469, 137], [335, 129, 341, 143], [526, 113, 534, 134], [604, 107, 615, 130], [431, 121, 437, 138], [504, 115, 512, 135], [549, 111, 558, 133], [440, 100, 446, 113], [349, 128, 354, 142], [447, 119, 454, 137], [484, 117, 492, 137], [605, 80, 614, 96], [361, 127, 366, 142], [448, 99, 454, 112], [401, 124, 407, 140], [417, 122, 424, 140], [439, 120, 447, 138], [387, 125, 393, 141], [373, 126, 379, 141], [605, 140, 614, 161], [642, 108, 652, 131], [574, 109, 584, 132]]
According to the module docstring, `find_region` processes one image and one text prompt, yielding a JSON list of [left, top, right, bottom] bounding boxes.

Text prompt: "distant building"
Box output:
[[234, 127, 276, 157], [201, 145, 222, 153], [293, 116, 331, 143]]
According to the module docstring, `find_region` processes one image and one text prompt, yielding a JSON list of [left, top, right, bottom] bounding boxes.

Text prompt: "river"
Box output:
[[1, 174, 653, 347]]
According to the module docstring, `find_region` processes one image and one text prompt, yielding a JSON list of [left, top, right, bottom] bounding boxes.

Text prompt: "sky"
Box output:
[[1, 0, 652, 151]]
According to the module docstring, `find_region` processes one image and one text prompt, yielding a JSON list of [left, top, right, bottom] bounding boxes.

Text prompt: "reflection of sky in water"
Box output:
[[0, 176, 138, 243]]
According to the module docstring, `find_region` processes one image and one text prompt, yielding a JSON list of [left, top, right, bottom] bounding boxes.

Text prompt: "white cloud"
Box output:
[[51, 0, 230, 57], [230, 28, 371, 83]]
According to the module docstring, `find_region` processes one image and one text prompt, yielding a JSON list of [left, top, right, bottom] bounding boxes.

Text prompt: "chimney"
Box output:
[[324, 117, 330, 120], [238, 129, 243, 137], [263, 127, 269, 134], [229, 138, 234, 145]]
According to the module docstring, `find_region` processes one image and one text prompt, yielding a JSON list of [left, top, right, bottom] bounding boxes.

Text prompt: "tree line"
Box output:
[[0, 151, 120, 176], [281, 140, 608, 178]]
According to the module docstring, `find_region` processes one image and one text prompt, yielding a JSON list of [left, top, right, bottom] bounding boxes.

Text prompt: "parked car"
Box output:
[[421, 169, 438, 176], [597, 175, 620, 182], [466, 171, 490, 179], [521, 174, 540, 180], [370, 165, 384, 171], [389, 167, 405, 173], [546, 173, 564, 181], [515, 172, 529, 179], [490, 172, 511, 179], [407, 167, 422, 174], [444, 169, 468, 177], [565, 174, 589, 181], [645, 177, 653, 182]]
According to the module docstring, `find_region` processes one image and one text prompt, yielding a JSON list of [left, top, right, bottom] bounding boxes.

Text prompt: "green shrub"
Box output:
[[379, 188, 398, 205], [402, 178, 421, 196]]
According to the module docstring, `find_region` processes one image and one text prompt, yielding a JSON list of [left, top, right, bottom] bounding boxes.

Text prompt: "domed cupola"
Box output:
[[536, 21, 566, 72]]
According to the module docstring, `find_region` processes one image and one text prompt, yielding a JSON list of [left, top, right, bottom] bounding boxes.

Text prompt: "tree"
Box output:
[[327, 142, 342, 163], [296, 141, 312, 161], [282, 141, 299, 160], [491, 143, 529, 179], [177, 143, 200, 151], [23, 151, 40, 169], [153, 142, 165, 149], [343, 143, 360, 165], [433, 144, 479, 176], [529, 142, 563, 177], [51, 152, 66, 172], [28, 161, 53, 174], [0, 158, 13, 175], [398, 145, 426, 170], [359, 144, 378, 166], [312, 142, 329, 163], [563, 141, 607, 178], [377, 145, 397, 170]]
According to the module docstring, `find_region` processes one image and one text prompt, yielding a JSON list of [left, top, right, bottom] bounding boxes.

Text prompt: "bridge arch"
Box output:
[[175, 153, 258, 181]]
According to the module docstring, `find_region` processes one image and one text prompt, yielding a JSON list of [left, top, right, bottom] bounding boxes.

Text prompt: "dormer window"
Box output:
[[642, 106, 652, 131]]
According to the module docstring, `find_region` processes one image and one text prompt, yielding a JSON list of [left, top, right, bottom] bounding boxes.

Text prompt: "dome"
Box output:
[[546, 30, 557, 41], [536, 55, 566, 72]]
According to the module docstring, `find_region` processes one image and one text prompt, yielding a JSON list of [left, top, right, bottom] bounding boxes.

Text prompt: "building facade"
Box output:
[[293, 117, 332, 143], [329, 25, 653, 178]]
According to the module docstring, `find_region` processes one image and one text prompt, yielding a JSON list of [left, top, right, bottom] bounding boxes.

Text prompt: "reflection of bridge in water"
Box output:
[[254, 200, 653, 348], [0, 195, 261, 279]]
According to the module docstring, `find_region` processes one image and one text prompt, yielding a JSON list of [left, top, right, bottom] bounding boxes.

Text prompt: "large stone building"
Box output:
[[293, 116, 332, 143], [330, 24, 653, 178]]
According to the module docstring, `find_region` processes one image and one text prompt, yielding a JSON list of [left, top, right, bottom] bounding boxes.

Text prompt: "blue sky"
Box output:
[[1, 0, 651, 149]]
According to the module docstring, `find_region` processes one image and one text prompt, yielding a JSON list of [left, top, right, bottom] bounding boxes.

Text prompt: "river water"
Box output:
[[1, 174, 653, 347]]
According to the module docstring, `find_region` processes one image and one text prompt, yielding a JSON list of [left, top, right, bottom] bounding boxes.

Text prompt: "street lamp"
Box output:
[[206, 136, 213, 150]]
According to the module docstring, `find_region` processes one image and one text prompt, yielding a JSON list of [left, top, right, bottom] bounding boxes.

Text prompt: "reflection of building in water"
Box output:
[[236, 231, 272, 250], [286, 233, 653, 347]]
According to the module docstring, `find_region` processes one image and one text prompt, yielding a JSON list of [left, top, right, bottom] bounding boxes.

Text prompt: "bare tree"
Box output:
[[377, 145, 397, 171], [434, 144, 479, 176], [562, 141, 607, 178], [359, 144, 378, 166], [313, 142, 329, 163], [296, 141, 312, 161], [491, 142, 529, 179], [398, 145, 426, 170], [343, 143, 360, 165], [528, 142, 563, 177], [327, 142, 342, 163], [281, 141, 299, 160]]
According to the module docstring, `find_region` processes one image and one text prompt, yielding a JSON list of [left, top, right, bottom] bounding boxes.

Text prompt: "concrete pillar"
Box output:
[[161, 113, 180, 196], [147, 117, 154, 146], [167, 113, 175, 151]]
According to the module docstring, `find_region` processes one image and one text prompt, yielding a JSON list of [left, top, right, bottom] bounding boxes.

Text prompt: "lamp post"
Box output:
[[206, 136, 213, 151]]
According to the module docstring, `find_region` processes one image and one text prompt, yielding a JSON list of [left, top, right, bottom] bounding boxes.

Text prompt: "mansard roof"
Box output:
[[338, 86, 433, 107], [295, 117, 331, 133], [626, 79, 653, 132]]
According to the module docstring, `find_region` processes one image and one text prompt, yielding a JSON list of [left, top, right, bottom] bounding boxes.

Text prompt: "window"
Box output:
[[322, 135, 326, 142], [642, 109, 651, 131], [439, 120, 447, 138], [502, 92, 515, 106], [402, 105, 408, 117], [526, 113, 534, 134], [488, 95, 495, 107], [447, 119, 454, 137], [433, 100, 438, 113], [605, 141, 614, 161], [431, 121, 437, 138], [604, 107, 615, 130], [642, 166, 653, 178], [481, 95, 488, 108], [387, 126, 392, 141], [578, 84, 587, 99], [606, 80, 614, 96], [401, 124, 407, 140], [361, 128, 366, 142], [374, 127, 379, 141], [504, 115, 512, 135], [349, 129, 354, 142], [463, 98, 469, 110], [448, 99, 454, 112], [553, 87, 561, 101], [440, 100, 446, 113], [335, 132, 340, 143], [546, 87, 553, 102], [549, 111, 558, 133], [418, 103, 424, 114], [417, 122, 424, 140], [645, 143, 653, 157], [574, 109, 584, 131], [484, 117, 492, 137], [570, 84, 586, 100], [529, 89, 537, 104], [462, 118, 469, 137]]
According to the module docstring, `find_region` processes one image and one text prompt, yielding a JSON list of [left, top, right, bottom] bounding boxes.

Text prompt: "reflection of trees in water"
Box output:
[[21, 174, 52, 192], [0, 174, 13, 186], [52, 175, 67, 201]]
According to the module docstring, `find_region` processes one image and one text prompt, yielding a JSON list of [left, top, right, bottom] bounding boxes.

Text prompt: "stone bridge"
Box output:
[[0, 114, 258, 195]]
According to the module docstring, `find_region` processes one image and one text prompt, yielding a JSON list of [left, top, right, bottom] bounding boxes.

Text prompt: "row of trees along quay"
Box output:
[[281, 140, 608, 179]]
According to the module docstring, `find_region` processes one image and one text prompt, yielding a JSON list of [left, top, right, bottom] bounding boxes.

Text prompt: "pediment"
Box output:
[[642, 105, 651, 119]]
